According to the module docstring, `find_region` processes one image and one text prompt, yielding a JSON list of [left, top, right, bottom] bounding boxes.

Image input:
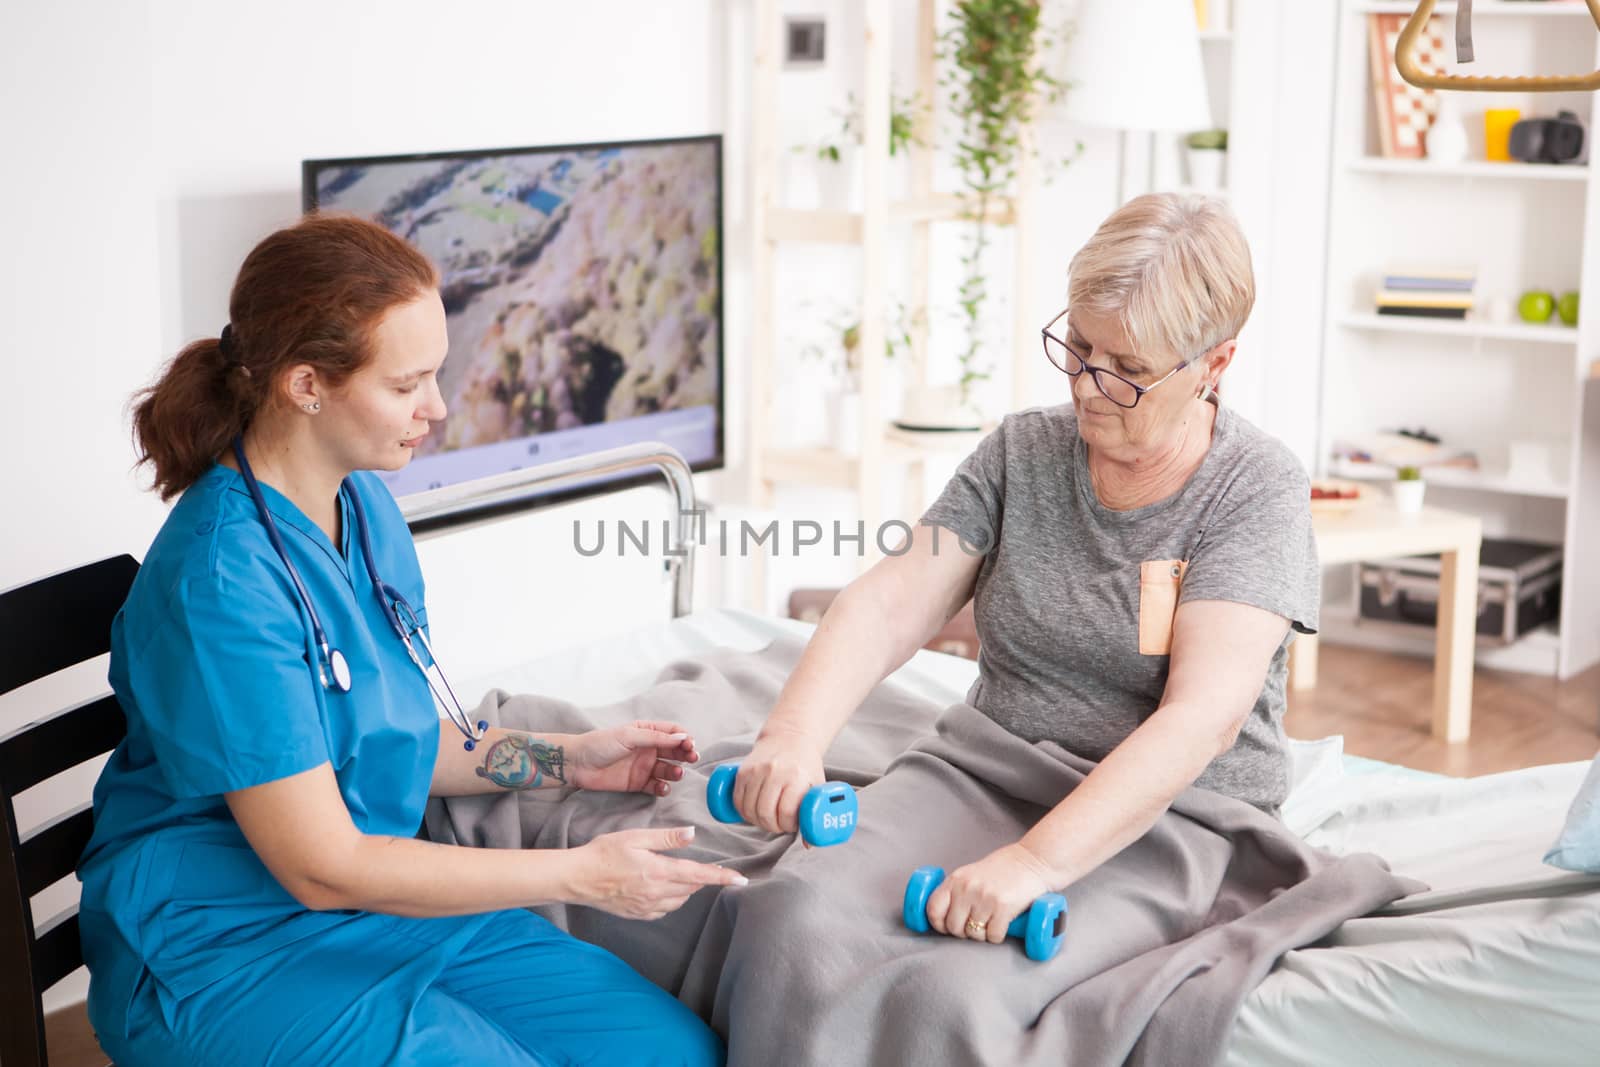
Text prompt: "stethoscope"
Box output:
[[231, 439, 489, 750]]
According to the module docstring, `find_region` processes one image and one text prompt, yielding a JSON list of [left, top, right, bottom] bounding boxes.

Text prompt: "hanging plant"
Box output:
[[941, 0, 1063, 405]]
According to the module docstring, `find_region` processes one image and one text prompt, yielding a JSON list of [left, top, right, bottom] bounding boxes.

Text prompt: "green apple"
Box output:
[[1557, 291, 1580, 327], [1519, 290, 1555, 323]]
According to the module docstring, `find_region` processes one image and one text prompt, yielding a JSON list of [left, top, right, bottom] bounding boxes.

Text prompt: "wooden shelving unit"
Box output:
[[745, 0, 1037, 577], [1318, 0, 1600, 679]]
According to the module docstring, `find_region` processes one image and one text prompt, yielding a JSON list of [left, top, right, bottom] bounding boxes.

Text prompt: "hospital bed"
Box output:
[[10, 446, 1582, 1064], [426, 444, 1600, 1064]]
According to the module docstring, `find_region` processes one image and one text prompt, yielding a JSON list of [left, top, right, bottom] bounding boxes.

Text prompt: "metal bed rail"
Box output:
[[397, 441, 698, 618]]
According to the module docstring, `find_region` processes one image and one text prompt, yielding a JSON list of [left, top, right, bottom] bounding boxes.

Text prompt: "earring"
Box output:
[[303, 401, 321, 413]]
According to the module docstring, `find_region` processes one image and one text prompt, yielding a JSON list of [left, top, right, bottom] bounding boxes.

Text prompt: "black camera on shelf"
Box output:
[[1508, 110, 1585, 165]]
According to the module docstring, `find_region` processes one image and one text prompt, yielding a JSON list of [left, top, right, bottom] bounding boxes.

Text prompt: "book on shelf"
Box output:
[[1375, 306, 1470, 319], [1374, 267, 1475, 318], [1375, 289, 1473, 308], [1382, 274, 1475, 292]]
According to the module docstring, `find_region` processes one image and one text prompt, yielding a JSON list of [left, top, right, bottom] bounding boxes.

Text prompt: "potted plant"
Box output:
[[1392, 465, 1426, 513], [935, 0, 1063, 425], [837, 90, 924, 161], [792, 91, 927, 210], [801, 302, 918, 455], [1184, 129, 1227, 192]]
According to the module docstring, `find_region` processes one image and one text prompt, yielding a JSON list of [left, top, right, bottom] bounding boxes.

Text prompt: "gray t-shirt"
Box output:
[[919, 402, 1319, 813]]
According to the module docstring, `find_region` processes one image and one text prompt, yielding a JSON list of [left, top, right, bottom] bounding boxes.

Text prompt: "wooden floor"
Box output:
[[1285, 642, 1600, 775], [44, 1002, 110, 1067]]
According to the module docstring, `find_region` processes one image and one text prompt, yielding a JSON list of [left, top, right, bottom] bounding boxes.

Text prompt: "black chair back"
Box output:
[[0, 555, 137, 1067]]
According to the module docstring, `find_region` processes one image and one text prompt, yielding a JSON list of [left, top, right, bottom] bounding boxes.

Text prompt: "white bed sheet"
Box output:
[[462, 609, 1600, 1064], [460, 607, 979, 714], [1230, 752, 1600, 1066]]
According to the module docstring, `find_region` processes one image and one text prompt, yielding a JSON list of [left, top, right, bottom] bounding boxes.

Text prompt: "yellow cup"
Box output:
[[1484, 109, 1520, 162]]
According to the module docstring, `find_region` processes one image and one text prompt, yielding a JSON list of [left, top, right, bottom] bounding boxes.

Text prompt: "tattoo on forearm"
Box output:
[[475, 733, 566, 790]]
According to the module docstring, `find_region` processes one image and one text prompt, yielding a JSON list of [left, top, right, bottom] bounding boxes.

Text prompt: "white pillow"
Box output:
[[1544, 750, 1600, 873]]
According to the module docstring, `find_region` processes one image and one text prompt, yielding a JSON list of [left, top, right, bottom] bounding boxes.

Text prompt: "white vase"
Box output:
[[1426, 96, 1469, 165], [897, 384, 984, 432], [828, 387, 863, 456], [1185, 148, 1225, 191], [782, 151, 823, 211], [815, 144, 858, 212], [1392, 479, 1426, 514], [798, 145, 910, 212]]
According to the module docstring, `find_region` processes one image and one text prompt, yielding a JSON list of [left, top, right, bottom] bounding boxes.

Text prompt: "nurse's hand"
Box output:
[[567, 720, 700, 796], [732, 729, 825, 834], [567, 826, 747, 920]]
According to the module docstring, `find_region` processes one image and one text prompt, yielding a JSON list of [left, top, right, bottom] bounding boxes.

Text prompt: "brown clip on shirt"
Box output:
[[919, 403, 1319, 813]]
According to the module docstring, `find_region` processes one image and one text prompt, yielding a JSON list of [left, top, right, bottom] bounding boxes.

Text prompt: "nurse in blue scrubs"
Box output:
[[77, 214, 741, 1066]]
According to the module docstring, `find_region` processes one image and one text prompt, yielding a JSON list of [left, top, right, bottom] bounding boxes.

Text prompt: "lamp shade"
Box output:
[[1058, 0, 1213, 132]]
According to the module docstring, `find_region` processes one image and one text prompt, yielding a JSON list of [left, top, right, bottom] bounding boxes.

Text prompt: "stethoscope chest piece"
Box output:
[[328, 648, 353, 693]]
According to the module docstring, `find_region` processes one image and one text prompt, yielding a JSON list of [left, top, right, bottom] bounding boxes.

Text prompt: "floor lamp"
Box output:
[[1058, 0, 1213, 203]]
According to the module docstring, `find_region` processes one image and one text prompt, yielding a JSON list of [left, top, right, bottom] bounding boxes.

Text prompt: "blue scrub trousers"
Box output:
[[89, 908, 723, 1066]]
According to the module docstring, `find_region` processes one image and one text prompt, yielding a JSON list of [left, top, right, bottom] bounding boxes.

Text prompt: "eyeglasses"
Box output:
[[1041, 307, 1197, 409]]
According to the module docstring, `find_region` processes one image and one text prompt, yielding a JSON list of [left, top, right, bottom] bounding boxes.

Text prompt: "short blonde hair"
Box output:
[[1066, 193, 1254, 363]]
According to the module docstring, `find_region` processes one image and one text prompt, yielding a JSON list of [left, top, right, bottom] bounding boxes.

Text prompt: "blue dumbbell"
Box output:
[[902, 865, 1068, 962], [706, 763, 858, 847]]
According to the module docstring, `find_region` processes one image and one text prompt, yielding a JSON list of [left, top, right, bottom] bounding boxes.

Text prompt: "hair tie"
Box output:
[[218, 324, 240, 366]]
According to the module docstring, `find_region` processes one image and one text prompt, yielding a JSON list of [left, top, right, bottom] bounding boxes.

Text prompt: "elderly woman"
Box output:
[[732, 193, 1318, 947]]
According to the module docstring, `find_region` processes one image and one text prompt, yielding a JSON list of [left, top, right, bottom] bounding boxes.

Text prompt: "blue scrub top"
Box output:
[[78, 464, 441, 1001]]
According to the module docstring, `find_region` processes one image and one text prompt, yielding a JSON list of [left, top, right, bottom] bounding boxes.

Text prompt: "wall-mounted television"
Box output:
[[302, 134, 724, 511]]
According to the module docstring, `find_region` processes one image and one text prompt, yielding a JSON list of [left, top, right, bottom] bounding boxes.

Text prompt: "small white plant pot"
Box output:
[[897, 384, 984, 432], [1392, 479, 1426, 514], [829, 388, 863, 456], [801, 146, 907, 212], [1426, 94, 1470, 165], [1185, 148, 1226, 191], [782, 152, 823, 211], [816, 145, 859, 212], [1426, 113, 1469, 164]]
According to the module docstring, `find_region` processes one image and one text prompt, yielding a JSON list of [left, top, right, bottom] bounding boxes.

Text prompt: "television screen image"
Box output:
[[303, 135, 723, 504]]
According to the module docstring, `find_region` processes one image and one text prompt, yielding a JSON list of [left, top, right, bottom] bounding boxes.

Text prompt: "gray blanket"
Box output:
[[425, 639, 1423, 1066]]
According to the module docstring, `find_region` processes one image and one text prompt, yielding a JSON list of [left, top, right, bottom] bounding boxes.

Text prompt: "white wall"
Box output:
[[1, 0, 731, 585]]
